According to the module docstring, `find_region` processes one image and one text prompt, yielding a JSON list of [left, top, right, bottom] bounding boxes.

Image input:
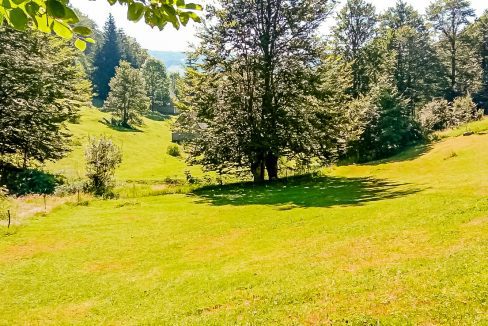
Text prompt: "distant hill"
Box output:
[[149, 51, 186, 73]]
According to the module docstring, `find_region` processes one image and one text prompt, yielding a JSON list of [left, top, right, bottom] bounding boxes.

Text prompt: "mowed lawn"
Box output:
[[46, 107, 202, 182], [0, 118, 487, 324]]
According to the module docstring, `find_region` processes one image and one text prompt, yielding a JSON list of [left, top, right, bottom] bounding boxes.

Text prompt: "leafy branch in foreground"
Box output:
[[0, 0, 202, 50]]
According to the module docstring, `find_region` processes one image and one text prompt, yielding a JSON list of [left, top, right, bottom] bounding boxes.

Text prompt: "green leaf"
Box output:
[[127, 2, 144, 22], [1, 0, 11, 10], [74, 38, 86, 51], [52, 20, 73, 39], [0, 12, 4, 25], [162, 4, 176, 16], [176, 0, 185, 8], [46, 0, 66, 18], [179, 12, 189, 26], [84, 37, 95, 43], [63, 7, 79, 24], [11, 0, 26, 5], [185, 3, 202, 10], [25, 2, 40, 18], [34, 14, 51, 32], [188, 11, 200, 23], [73, 25, 91, 36], [107, 0, 116, 5], [9, 8, 28, 30]]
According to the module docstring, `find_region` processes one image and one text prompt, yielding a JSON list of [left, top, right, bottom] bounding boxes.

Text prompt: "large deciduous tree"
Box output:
[[103, 61, 149, 127], [176, 0, 355, 182], [0, 27, 91, 169]]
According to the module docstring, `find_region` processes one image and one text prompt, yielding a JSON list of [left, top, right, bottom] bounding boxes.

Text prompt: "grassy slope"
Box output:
[[46, 107, 202, 182], [0, 117, 487, 324]]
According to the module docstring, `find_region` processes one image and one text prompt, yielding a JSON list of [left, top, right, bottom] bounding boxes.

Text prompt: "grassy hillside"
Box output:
[[1, 117, 487, 324], [47, 108, 202, 182]]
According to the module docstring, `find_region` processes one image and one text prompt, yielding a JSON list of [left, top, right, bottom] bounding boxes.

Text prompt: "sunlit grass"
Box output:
[[0, 115, 487, 324]]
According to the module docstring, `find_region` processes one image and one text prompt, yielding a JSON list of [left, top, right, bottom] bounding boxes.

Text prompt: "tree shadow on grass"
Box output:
[[339, 143, 433, 167], [99, 118, 143, 132], [144, 111, 173, 121], [191, 175, 421, 209]]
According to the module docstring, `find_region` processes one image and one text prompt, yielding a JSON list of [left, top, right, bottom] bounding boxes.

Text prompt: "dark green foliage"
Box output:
[[349, 81, 423, 162], [0, 166, 64, 195], [85, 137, 122, 197], [382, 1, 449, 105], [0, 27, 91, 169], [92, 14, 121, 101]]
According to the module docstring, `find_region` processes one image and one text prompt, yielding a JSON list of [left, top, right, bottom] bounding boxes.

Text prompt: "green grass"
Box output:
[[46, 107, 203, 182], [1, 115, 487, 324]]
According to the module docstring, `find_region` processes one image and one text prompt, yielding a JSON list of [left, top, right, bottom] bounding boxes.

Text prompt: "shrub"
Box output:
[[167, 144, 181, 157], [85, 137, 122, 197], [451, 96, 483, 126], [419, 95, 483, 132], [0, 167, 63, 195], [418, 99, 451, 131]]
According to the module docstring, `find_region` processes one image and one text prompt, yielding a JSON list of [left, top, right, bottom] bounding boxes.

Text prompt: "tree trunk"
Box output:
[[251, 160, 265, 183], [265, 152, 278, 181]]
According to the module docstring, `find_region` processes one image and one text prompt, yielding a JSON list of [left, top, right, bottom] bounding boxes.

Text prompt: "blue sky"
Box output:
[[71, 0, 488, 52]]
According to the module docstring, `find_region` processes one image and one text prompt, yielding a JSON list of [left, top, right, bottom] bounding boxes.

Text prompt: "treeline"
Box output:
[[175, 0, 486, 181]]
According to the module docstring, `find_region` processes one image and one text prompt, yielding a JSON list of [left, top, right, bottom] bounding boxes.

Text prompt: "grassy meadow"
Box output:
[[0, 112, 487, 324]]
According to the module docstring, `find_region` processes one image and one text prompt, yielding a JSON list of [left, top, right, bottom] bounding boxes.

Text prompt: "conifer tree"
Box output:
[[92, 14, 121, 102]]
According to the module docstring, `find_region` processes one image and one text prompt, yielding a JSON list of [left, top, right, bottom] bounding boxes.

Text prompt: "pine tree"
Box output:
[[103, 61, 149, 127], [142, 58, 170, 112], [92, 14, 121, 102]]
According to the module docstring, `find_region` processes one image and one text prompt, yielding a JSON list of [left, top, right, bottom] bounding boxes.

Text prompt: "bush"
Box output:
[[0, 167, 63, 195], [167, 144, 181, 157], [451, 96, 483, 126], [85, 137, 122, 197], [418, 99, 451, 131], [419, 96, 483, 132]]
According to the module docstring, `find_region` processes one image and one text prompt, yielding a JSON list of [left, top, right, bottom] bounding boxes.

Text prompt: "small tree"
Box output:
[[142, 58, 170, 111], [103, 61, 150, 127], [85, 137, 122, 197]]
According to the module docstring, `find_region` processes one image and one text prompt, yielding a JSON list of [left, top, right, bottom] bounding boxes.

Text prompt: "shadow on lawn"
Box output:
[[192, 175, 421, 208], [99, 119, 143, 132]]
